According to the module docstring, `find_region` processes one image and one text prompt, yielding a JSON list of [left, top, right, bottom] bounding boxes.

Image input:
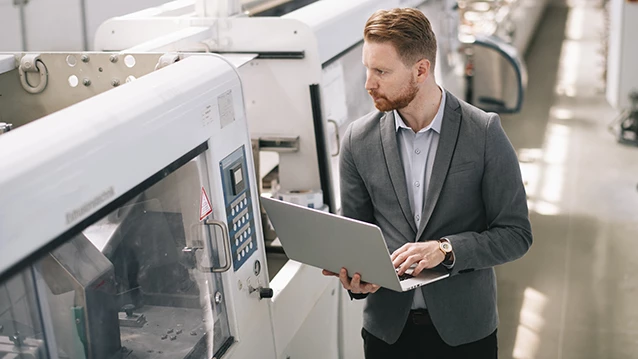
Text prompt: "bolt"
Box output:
[[147, 350, 154, 353], [83, 79, 91, 86], [190, 331, 197, 336], [167, 329, 173, 334], [111, 79, 120, 87], [161, 334, 168, 340], [109, 55, 118, 63], [23, 61, 32, 70], [170, 335, 177, 341], [176, 329, 183, 335], [81, 55, 90, 63]]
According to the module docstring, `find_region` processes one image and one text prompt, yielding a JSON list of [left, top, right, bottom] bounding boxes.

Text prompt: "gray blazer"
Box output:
[[339, 91, 532, 346]]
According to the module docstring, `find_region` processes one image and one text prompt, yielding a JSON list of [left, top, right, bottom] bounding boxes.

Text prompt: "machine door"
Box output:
[[0, 148, 235, 359]]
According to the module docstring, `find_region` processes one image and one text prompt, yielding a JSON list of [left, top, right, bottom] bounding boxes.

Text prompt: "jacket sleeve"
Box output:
[[446, 114, 533, 276], [340, 123, 375, 300]]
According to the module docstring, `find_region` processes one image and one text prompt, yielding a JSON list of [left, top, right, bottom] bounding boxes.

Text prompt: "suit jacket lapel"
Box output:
[[380, 111, 417, 234], [417, 92, 462, 240]]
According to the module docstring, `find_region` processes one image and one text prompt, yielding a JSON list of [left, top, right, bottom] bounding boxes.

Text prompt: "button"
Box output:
[[415, 148, 421, 155], [243, 232, 248, 239], [231, 208, 235, 215], [235, 239, 239, 246], [241, 217, 246, 224], [236, 205, 241, 213], [233, 223, 237, 231], [248, 228, 252, 235], [241, 249, 246, 257], [249, 242, 253, 249], [245, 214, 250, 221], [416, 214, 421, 221], [244, 198, 248, 206], [415, 181, 420, 188], [237, 253, 241, 261]]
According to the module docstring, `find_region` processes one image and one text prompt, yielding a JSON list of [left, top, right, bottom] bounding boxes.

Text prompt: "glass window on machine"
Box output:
[[0, 267, 51, 358], [0, 151, 233, 359]]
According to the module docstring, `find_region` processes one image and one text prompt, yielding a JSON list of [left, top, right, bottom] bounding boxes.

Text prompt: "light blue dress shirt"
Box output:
[[394, 88, 446, 309]]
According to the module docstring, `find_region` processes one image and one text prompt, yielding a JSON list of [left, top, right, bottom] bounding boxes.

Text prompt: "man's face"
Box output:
[[362, 41, 418, 112]]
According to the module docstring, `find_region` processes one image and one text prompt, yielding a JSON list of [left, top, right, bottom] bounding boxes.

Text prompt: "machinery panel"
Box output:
[[220, 146, 258, 271]]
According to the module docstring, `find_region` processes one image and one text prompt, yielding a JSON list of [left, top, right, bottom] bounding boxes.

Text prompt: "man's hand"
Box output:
[[391, 241, 445, 276], [322, 268, 381, 294]]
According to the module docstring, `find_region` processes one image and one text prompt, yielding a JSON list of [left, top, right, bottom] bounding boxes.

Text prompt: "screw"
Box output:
[[167, 329, 173, 334], [190, 331, 197, 336], [176, 329, 183, 335], [111, 79, 120, 87], [83, 79, 91, 86], [170, 335, 177, 341], [23, 61, 32, 70], [81, 55, 90, 63], [109, 55, 118, 63], [161, 334, 168, 340]]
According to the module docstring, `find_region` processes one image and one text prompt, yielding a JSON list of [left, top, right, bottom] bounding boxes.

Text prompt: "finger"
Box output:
[[390, 243, 410, 261], [392, 251, 411, 269], [369, 284, 381, 293], [351, 273, 362, 292], [399, 255, 421, 275], [412, 260, 429, 277], [339, 268, 352, 290], [322, 269, 338, 277]]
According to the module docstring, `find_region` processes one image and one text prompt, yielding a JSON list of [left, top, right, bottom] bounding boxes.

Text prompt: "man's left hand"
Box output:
[[391, 241, 445, 276]]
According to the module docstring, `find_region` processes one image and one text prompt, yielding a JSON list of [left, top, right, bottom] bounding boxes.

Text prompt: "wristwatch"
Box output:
[[438, 238, 453, 262]]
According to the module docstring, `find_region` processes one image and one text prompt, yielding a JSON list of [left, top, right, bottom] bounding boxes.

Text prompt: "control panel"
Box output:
[[220, 146, 257, 271]]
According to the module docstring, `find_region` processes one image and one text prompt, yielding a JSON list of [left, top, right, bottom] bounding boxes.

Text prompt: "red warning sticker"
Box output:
[[200, 187, 213, 221]]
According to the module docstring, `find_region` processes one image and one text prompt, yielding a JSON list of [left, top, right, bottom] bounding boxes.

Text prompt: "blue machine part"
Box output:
[[220, 146, 257, 271]]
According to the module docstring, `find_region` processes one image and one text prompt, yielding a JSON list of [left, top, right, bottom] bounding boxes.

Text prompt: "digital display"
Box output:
[[230, 164, 245, 195], [234, 168, 243, 185]]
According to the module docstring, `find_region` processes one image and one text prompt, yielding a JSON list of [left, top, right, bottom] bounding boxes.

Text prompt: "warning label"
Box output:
[[200, 187, 213, 221]]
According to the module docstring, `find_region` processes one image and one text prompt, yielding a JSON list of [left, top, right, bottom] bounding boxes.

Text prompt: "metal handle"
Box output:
[[205, 219, 232, 273], [327, 119, 340, 157]]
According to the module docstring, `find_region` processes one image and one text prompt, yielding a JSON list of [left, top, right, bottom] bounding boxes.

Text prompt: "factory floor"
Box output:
[[496, 1, 638, 358]]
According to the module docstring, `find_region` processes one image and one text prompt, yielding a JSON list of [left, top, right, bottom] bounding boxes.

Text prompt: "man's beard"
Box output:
[[368, 79, 418, 112]]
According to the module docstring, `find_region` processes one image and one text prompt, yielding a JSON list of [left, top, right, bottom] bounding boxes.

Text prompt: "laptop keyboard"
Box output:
[[398, 273, 414, 281]]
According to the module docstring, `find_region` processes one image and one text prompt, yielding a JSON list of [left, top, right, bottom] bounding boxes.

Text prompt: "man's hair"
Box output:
[[364, 8, 437, 70]]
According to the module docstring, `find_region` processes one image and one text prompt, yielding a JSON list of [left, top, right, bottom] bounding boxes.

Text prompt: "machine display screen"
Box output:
[[231, 164, 245, 194]]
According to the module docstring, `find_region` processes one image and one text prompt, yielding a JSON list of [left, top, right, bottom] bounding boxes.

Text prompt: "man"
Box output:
[[322, 8, 532, 358]]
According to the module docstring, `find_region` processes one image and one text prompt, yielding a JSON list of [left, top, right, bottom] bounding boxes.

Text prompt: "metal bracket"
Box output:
[[13, 0, 29, 6], [19, 54, 48, 94]]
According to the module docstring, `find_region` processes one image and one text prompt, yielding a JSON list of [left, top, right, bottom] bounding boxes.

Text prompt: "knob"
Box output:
[[259, 287, 273, 299]]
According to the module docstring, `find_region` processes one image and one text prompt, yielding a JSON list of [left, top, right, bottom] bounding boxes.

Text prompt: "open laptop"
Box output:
[[261, 196, 449, 292]]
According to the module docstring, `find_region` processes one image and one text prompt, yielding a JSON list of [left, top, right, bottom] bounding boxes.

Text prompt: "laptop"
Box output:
[[260, 196, 449, 292]]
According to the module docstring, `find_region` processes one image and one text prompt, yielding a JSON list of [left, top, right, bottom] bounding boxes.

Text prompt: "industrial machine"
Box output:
[[91, 1, 466, 358], [458, 0, 548, 114], [0, 52, 277, 358]]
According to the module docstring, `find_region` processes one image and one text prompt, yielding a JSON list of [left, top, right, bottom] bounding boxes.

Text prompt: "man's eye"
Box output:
[[377, 70, 385, 75]]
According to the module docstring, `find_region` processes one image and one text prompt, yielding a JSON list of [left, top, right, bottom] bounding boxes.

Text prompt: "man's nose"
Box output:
[[365, 73, 377, 91]]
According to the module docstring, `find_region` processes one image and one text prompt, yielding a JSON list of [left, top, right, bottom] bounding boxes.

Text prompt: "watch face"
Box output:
[[441, 242, 452, 252]]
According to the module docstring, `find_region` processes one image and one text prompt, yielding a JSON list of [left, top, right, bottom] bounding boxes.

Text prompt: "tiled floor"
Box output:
[[496, 1, 638, 358]]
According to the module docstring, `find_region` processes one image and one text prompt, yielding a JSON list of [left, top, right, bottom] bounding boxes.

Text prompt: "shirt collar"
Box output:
[[394, 87, 446, 134]]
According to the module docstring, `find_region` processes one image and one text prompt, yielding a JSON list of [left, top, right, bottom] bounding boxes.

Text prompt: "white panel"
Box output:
[[84, 0, 170, 50], [606, 0, 638, 109], [23, 0, 83, 50], [606, 0, 623, 108], [0, 1, 23, 51]]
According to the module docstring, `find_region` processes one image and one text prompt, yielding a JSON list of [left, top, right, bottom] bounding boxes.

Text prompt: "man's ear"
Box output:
[[415, 58, 431, 83]]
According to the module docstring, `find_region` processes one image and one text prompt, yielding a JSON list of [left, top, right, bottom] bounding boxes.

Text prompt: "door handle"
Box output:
[[327, 119, 340, 157], [205, 219, 232, 272]]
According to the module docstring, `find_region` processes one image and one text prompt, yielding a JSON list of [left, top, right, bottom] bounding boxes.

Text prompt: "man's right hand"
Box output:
[[322, 268, 381, 294]]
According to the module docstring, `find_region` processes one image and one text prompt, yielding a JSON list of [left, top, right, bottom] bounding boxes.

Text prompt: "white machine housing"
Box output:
[[0, 54, 277, 358]]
